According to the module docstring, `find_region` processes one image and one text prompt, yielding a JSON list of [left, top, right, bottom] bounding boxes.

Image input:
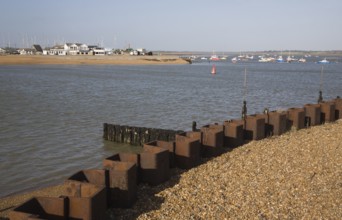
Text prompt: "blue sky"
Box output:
[[1, 0, 341, 51]]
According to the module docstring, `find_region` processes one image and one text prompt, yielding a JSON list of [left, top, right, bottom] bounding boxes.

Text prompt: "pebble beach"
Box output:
[[1, 120, 341, 219], [112, 120, 342, 220]]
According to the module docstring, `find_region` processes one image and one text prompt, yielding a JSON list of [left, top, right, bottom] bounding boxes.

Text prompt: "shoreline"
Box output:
[[1, 120, 341, 219], [0, 55, 189, 65]]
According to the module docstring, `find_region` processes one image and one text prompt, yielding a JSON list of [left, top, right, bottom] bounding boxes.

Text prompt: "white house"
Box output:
[[64, 43, 82, 55], [47, 45, 67, 55], [88, 45, 105, 55], [93, 48, 105, 55], [137, 48, 147, 55], [19, 48, 35, 55], [44, 43, 107, 56], [0, 48, 5, 54], [79, 44, 90, 55], [130, 48, 147, 56]]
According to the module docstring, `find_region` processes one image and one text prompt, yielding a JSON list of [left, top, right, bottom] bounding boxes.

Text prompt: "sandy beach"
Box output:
[[0, 55, 189, 65], [1, 120, 341, 219]]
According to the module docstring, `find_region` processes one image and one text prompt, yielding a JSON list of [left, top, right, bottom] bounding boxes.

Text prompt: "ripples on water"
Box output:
[[0, 62, 341, 197]]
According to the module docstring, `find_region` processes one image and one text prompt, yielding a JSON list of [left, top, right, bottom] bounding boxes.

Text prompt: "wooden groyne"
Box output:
[[103, 123, 184, 146]]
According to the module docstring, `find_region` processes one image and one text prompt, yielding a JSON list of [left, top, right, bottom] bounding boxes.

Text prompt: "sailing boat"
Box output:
[[210, 50, 220, 61], [211, 64, 216, 75]]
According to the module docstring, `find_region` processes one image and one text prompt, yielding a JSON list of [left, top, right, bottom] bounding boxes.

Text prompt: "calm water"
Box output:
[[0, 61, 341, 197]]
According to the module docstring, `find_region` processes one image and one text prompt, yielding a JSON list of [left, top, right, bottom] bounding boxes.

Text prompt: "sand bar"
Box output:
[[0, 55, 189, 65]]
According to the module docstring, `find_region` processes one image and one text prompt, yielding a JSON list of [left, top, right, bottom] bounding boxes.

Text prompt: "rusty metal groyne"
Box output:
[[9, 98, 342, 220]]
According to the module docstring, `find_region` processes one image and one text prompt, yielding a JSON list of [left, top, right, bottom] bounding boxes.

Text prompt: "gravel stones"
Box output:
[[110, 120, 342, 219], [1, 120, 341, 219]]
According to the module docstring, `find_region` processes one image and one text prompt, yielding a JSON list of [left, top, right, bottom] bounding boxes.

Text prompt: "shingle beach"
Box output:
[[112, 120, 342, 219], [1, 120, 341, 219]]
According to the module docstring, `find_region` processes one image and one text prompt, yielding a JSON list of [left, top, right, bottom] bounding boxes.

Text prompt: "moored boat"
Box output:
[[210, 55, 220, 61], [286, 56, 297, 63], [276, 56, 284, 63], [318, 58, 330, 64], [298, 58, 306, 63], [259, 57, 275, 62]]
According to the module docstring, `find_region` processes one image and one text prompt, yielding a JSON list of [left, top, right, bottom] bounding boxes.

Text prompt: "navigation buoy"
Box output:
[[211, 64, 216, 75]]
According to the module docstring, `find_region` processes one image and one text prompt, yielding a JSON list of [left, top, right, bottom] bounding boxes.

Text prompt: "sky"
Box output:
[[1, 0, 342, 52]]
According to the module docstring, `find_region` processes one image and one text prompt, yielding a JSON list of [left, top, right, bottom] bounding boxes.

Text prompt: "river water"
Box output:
[[0, 61, 341, 198]]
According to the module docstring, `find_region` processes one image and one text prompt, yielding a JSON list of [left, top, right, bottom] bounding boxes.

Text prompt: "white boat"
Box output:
[[258, 57, 269, 62], [259, 57, 275, 62], [318, 58, 330, 64], [231, 57, 238, 63], [298, 58, 306, 63], [286, 56, 297, 63], [276, 56, 284, 63]]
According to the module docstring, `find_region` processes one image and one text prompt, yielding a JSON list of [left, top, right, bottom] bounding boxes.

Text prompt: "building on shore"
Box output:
[[42, 43, 106, 56], [2, 42, 149, 57]]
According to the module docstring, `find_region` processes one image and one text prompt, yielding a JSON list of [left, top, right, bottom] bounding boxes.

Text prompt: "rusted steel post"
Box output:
[[63, 181, 107, 220], [200, 124, 224, 157], [144, 140, 176, 168], [287, 108, 305, 130], [260, 111, 287, 136], [304, 104, 321, 126], [192, 121, 197, 131], [103, 153, 138, 208], [319, 101, 336, 123], [175, 131, 201, 169], [317, 90, 323, 103], [9, 196, 69, 220], [241, 100, 247, 119], [332, 97, 342, 119], [244, 115, 265, 141], [223, 119, 244, 148], [140, 145, 170, 185]]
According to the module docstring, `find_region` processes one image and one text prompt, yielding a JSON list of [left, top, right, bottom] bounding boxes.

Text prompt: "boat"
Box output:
[[259, 57, 275, 62], [231, 57, 238, 63], [298, 58, 306, 63], [318, 58, 330, 64], [276, 56, 284, 63], [258, 57, 269, 62], [286, 56, 297, 63], [211, 64, 216, 75], [246, 55, 254, 60], [210, 55, 220, 61]]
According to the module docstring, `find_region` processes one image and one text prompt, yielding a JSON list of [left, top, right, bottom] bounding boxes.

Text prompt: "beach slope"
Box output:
[[1, 120, 341, 219]]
